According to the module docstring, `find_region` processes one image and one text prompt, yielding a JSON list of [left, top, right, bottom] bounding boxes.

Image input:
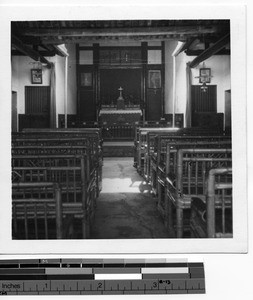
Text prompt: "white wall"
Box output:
[[54, 55, 65, 123], [53, 45, 77, 119], [11, 56, 51, 114], [164, 40, 177, 114], [11, 44, 77, 127], [163, 43, 231, 126], [12, 44, 230, 128], [174, 51, 188, 116], [191, 55, 231, 113], [66, 44, 77, 115], [164, 42, 189, 126]]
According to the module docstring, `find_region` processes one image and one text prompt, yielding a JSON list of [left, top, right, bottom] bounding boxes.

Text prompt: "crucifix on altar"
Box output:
[[117, 86, 125, 110]]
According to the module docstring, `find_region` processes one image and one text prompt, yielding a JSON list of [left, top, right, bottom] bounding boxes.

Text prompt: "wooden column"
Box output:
[[93, 43, 100, 122], [161, 41, 165, 118], [141, 42, 148, 121], [76, 44, 80, 123]]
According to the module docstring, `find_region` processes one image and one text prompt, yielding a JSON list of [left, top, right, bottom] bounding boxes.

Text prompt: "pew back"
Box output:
[[12, 154, 95, 238], [190, 168, 232, 238], [11, 128, 103, 239], [12, 182, 62, 239], [164, 148, 232, 238]]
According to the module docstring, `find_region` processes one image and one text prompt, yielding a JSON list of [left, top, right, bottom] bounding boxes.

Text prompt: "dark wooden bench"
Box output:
[[152, 137, 231, 196], [13, 128, 103, 158], [12, 154, 96, 238], [147, 128, 230, 181], [135, 127, 179, 175], [163, 148, 232, 238], [12, 131, 103, 196], [135, 126, 228, 177], [190, 168, 232, 238], [133, 121, 174, 168], [12, 182, 63, 239]]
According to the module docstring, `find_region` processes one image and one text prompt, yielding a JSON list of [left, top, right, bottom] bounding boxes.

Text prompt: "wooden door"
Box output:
[[225, 90, 231, 131], [12, 91, 18, 132], [25, 86, 50, 128], [78, 67, 96, 122], [146, 69, 162, 121], [191, 85, 217, 127]]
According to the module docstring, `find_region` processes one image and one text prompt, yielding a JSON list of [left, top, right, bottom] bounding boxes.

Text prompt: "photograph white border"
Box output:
[[0, 3, 247, 254]]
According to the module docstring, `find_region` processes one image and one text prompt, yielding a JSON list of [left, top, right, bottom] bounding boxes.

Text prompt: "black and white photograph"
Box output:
[[0, 1, 252, 298], [10, 18, 235, 240], [0, 2, 247, 256]]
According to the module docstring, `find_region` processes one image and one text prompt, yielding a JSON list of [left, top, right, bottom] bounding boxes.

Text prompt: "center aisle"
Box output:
[[90, 157, 169, 239]]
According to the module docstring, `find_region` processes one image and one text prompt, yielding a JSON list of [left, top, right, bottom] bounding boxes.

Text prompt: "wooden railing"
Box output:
[[135, 126, 232, 238], [12, 128, 103, 239]]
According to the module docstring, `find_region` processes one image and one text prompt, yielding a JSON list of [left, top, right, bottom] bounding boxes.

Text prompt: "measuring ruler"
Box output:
[[0, 259, 205, 295]]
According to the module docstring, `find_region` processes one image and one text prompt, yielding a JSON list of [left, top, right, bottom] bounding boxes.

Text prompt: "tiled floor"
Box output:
[[90, 157, 169, 239]]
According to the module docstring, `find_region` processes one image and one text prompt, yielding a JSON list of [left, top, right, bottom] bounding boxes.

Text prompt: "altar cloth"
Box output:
[[99, 109, 142, 125]]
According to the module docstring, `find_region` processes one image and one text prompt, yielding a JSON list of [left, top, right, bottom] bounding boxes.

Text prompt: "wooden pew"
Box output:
[[12, 133, 103, 196], [13, 128, 102, 160], [12, 154, 96, 239], [133, 121, 173, 168], [14, 128, 103, 162], [164, 148, 232, 238], [153, 137, 232, 196], [135, 126, 228, 178], [12, 128, 103, 239], [147, 129, 230, 182], [190, 168, 232, 238], [135, 127, 179, 175], [12, 182, 63, 239], [21, 127, 102, 136], [11, 145, 93, 191], [17, 128, 102, 149]]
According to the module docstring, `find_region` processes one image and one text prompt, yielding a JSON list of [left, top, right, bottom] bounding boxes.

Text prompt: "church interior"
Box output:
[[11, 19, 232, 240]]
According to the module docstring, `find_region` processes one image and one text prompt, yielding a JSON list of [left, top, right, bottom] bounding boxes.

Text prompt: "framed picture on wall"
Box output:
[[80, 72, 92, 87], [199, 68, 211, 83], [148, 70, 161, 88], [31, 69, 43, 84]]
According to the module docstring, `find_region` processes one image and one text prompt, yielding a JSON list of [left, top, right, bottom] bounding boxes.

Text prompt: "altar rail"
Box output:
[[57, 115, 184, 140]]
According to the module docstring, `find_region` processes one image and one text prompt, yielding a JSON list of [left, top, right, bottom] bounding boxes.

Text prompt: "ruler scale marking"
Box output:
[[0, 259, 205, 295]]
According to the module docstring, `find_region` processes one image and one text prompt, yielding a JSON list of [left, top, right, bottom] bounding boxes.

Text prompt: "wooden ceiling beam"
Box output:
[[12, 35, 52, 68], [177, 38, 196, 54], [45, 44, 65, 56], [38, 34, 202, 45], [189, 33, 230, 68], [186, 49, 230, 56], [20, 25, 219, 37], [12, 50, 56, 57]]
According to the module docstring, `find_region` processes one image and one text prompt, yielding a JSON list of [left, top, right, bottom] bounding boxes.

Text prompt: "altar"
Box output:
[[99, 108, 142, 125], [99, 86, 142, 125]]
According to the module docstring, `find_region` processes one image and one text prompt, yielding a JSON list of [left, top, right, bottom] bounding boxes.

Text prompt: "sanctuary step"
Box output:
[[103, 141, 134, 157]]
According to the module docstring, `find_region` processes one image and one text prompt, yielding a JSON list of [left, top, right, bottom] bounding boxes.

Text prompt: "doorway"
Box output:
[[25, 86, 50, 128], [191, 85, 218, 127], [225, 90, 231, 131], [78, 66, 96, 122], [12, 91, 18, 132], [146, 69, 162, 121]]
